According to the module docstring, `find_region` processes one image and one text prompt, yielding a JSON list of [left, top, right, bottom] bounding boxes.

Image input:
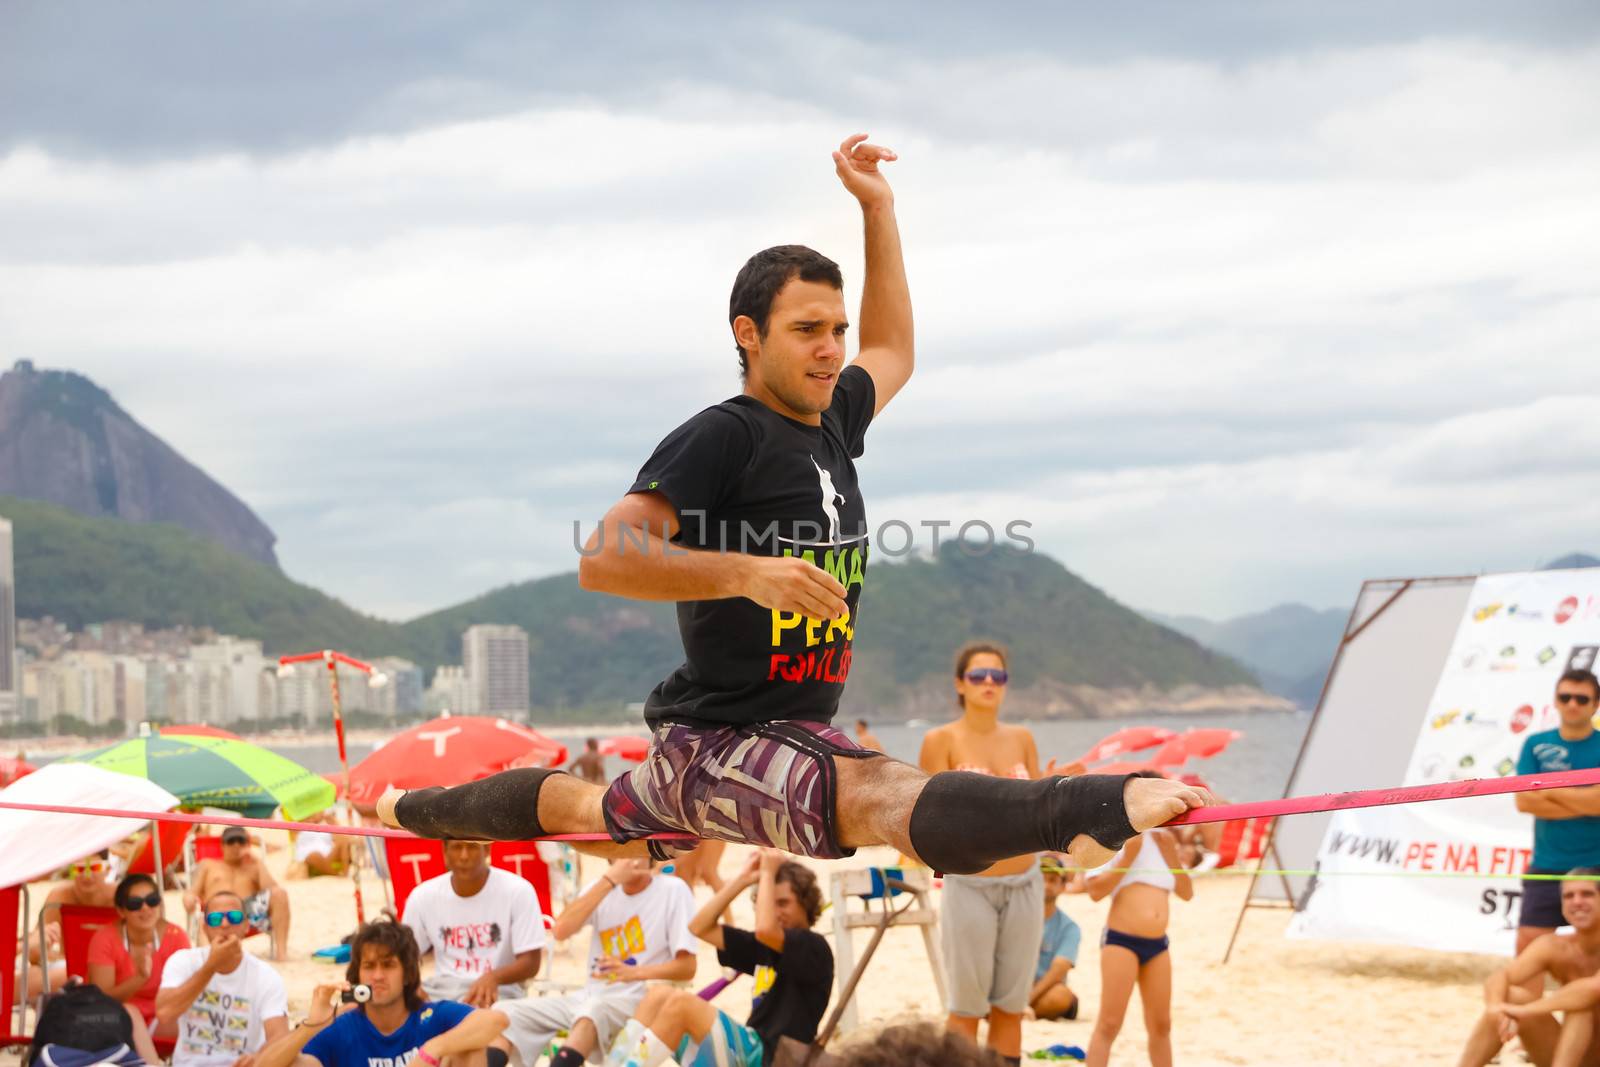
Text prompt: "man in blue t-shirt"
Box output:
[[1029, 855, 1082, 1021], [255, 920, 507, 1067], [1514, 668, 1600, 990]]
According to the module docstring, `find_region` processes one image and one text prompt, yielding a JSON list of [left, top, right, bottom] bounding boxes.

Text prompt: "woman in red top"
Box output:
[[86, 872, 190, 1035]]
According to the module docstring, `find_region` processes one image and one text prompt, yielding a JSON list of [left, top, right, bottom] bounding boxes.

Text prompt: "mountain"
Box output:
[[1545, 553, 1600, 570], [3, 496, 1285, 720], [0, 361, 278, 567], [1152, 603, 1347, 709]]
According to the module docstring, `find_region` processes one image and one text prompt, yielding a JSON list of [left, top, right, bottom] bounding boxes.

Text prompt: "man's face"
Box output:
[[745, 279, 849, 419], [616, 858, 653, 892], [202, 894, 247, 945], [223, 835, 249, 862], [770, 880, 809, 931], [71, 857, 108, 891], [357, 946, 407, 1009], [1041, 871, 1067, 899], [1556, 681, 1598, 731], [444, 841, 490, 879], [1562, 880, 1599, 931]]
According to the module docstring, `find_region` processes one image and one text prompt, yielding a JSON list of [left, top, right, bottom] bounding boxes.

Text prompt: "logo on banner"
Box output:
[[1538, 646, 1558, 666], [1511, 704, 1535, 734], [1497, 758, 1516, 776], [1508, 603, 1545, 622], [1569, 647, 1599, 673], [1491, 646, 1519, 672], [1431, 710, 1461, 730], [1474, 602, 1504, 622], [1460, 646, 1489, 670], [1556, 596, 1580, 624]]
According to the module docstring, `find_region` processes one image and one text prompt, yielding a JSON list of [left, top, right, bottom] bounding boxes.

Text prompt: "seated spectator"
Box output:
[[606, 849, 832, 1067], [185, 827, 290, 961], [498, 858, 696, 1067], [401, 839, 544, 1005], [29, 851, 117, 991], [87, 873, 191, 1036], [26, 979, 162, 1067], [291, 814, 352, 879], [155, 890, 289, 1067], [1457, 868, 1600, 1067], [254, 920, 508, 1067], [1029, 855, 1081, 1022]]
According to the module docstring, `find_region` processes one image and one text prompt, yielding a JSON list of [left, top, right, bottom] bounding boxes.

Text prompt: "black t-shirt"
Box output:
[[628, 366, 875, 728], [718, 925, 834, 1062]]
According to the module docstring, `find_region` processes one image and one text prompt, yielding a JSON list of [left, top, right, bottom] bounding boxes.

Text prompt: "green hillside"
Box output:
[[3, 496, 1255, 715]]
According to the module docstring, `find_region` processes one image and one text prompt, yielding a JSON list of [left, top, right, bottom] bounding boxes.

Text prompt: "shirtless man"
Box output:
[[378, 135, 1208, 878], [853, 720, 885, 753], [1457, 869, 1600, 1067], [29, 851, 117, 983], [185, 826, 290, 960], [570, 739, 607, 786]]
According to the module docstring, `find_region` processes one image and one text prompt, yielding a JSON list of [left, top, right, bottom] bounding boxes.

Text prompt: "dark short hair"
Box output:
[[837, 1023, 1007, 1067], [728, 245, 843, 378], [1564, 866, 1600, 885], [113, 873, 159, 910], [855, 719, 869, 729], [775, 861, 824, 927], [953, 641, 1008, 708], [346, 919, 423, 1012], [1558, 669, 1600, 700]]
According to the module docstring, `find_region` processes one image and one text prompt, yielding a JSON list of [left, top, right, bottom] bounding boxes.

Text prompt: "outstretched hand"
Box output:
[[833, 134, 897, 207]]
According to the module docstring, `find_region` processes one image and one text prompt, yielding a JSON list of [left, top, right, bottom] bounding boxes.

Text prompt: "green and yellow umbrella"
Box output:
[[60, 731, 335, 820]]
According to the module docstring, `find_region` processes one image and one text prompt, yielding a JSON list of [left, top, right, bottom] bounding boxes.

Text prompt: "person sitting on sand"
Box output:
[[185, 826, 290, 961], [254, 920, 509, 1067], [604, 848, 833, 1067], [1457, 868, 1600, 1067], [291, 812, 353, 878], [1029, 854, 1083, 1022], [496, 858, 696, 1067], [87, 873, 192, 1038], [1085, 778, 1193, 1067], [401, 839, 545, 1006]]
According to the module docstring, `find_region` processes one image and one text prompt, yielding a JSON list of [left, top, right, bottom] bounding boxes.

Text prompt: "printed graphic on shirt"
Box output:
[[599, 916, 646, 959], [436, 922, 503, 973], [181, 989, 253, 1058], [751, 964, 776, 1005]]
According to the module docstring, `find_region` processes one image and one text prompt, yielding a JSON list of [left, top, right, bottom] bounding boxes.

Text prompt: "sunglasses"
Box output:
[[122, 893, 163, 911], [1558, 693, 1596, 707], [964, 668, 1009, 685], [223, 838, 247, 847], [205, 910, 246, 928], [70, 862, 108, 876]]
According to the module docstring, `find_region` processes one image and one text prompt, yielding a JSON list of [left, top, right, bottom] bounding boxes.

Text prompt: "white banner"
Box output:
[[1289, 570, 1600, 954]]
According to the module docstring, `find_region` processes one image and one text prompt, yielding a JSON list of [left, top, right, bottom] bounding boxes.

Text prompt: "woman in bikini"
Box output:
[[1084, 770, 1194, 1067], [920, 641, 1062, 1066]]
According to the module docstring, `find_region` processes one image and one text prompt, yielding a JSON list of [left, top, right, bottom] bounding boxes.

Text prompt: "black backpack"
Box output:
[[26, 982, 133, 1066]]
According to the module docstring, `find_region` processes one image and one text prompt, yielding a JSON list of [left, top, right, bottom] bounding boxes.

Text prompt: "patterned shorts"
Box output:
[[601, 720, 883, 860], [675, 1009, 765, 1067]]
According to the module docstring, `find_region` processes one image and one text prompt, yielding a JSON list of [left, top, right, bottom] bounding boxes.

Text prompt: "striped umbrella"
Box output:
[[59, 733, 335, 819]]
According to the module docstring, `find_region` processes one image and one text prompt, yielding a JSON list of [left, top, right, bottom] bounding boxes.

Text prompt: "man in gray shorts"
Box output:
[[377, 136, 1209, 875]]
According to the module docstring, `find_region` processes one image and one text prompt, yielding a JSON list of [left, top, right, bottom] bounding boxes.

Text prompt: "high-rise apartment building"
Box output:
[[462, 624, 529, 715]]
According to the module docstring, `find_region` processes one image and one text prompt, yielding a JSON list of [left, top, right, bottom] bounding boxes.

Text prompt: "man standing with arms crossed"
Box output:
[[1515, 669, 1600, 996], [381, 135, 1207, 877]]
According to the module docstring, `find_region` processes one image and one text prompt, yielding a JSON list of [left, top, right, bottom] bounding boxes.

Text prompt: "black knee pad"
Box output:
[[395, 767, 563, 840], [908, 771, 1136, 874]]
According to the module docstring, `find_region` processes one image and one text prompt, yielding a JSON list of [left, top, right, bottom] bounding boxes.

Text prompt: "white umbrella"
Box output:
[[0, 763, 181, 888]]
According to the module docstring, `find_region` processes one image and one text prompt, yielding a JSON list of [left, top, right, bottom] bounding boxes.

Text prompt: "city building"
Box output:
[[462, 624, 529, 714]]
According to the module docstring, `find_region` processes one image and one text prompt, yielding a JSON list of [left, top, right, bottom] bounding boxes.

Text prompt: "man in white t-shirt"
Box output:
[[498, 858, 696, 1067], [155, 890, 289, 1067], [402, 840, 546, 1006]]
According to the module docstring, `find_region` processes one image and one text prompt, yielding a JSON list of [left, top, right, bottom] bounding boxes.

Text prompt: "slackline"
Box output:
[[1, 766, 1595, 841]]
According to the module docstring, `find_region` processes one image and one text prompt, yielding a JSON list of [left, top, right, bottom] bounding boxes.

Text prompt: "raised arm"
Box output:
[[753, 850, 786, 953], [833, 134, 913, 416], [690, 853, 761, 950], [549, 864, 631, 943], [1086, 838, 1142, 902]]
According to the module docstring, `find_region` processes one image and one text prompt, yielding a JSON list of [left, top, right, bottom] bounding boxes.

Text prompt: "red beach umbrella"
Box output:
[[0, 756, 36, 788], [597, 736, 651, 763], [1178, 728, 1243, 760], [1088, 760, 1159, 776], [1074, 726, 1178, 766], [346, 715, 568, 811]]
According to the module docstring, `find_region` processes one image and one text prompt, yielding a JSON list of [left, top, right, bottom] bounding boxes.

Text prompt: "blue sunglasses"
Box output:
[[205, 910, 246, 927]]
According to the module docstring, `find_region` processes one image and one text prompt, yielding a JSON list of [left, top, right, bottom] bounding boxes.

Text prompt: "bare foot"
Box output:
[[1064, 777, 1213, 869], [376, 788, 406, 830]]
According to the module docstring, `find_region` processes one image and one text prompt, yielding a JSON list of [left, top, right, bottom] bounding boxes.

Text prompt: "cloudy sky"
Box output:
[[3, 2, 1598, 622]]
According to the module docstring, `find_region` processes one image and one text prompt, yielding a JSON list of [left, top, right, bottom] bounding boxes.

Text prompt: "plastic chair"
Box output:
[[1214, 817, 1274, 869], [126, 822, 193, 882], [2, 884, 31, 1049]]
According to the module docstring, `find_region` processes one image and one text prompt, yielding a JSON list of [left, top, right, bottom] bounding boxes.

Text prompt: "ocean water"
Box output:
[[271, 708, 1313, 804]]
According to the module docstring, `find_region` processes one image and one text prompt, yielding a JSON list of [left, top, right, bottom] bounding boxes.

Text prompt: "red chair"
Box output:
[[1214, 817, 1274, 869], [383, 839, 553, 918], [191, 835, 224, 863], [127, 822, 193, 881], [56, 905, 118, 983], [1, 884, 29, 1049]]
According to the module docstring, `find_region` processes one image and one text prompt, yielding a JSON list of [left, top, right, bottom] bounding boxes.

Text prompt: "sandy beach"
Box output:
[[10, 829, 1503, 1067]]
